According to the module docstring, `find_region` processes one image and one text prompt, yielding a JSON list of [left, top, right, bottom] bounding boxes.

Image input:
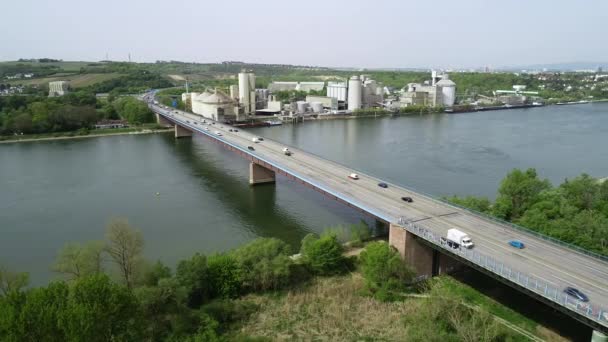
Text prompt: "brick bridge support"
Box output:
[[389, 224, 460, 280], [249, 162, 275, 185], [174, 124, 192, 138]]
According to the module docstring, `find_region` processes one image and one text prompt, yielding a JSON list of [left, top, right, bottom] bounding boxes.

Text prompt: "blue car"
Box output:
[[508, 240, 525, 249], [378, 182, 388, 188]]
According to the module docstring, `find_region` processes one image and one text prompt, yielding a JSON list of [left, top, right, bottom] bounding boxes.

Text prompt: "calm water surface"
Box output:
[[1, 103, 607, 285]]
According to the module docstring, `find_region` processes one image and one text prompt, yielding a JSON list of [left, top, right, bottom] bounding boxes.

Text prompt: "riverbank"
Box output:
[[0, 127, 173, 144]]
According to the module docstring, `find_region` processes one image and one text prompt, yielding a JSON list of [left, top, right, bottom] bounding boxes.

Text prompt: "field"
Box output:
[[229, 274, 567, 341], [10, 73, 124, 88]]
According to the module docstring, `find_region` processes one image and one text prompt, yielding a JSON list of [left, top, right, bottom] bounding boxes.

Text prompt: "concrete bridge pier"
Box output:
[[389, 224, 460, 279], [249, 162, 275, 185], [174, 124, 192, 138], [156, 113, 172, 127]]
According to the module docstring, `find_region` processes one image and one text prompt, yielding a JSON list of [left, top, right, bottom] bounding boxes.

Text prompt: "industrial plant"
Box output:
[[180, 70, 458, 124]]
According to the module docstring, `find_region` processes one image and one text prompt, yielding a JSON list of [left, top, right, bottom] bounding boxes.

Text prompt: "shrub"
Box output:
[[206, 254, 242, 299], [299, 233, 349, 275], [358, 241, 415, 300], [232, 238, 293, 292]]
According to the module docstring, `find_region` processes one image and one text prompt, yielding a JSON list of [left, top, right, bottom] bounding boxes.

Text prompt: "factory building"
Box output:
[[305, 95, 337, 110], [326, 82, 347, 102], [191, 89, 237, 122], [268, 81, 325, 93], [344, 75, 384, 111], [347, 76, 362, 110], [48, 81, 69, 97], [399, 71, 456, 108]]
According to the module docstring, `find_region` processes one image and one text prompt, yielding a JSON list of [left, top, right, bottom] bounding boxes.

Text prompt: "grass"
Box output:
[[231, 274, 418, 341], [427, 276, 568, 341], [226, 273, 567, 341], [11, 73, 124, 88]]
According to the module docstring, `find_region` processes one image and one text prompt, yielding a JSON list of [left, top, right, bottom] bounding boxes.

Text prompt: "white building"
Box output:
[[191, 89, 237, 122], [326, 82, 347, 102], [399, 71, 456, 107], [49, 81, 69, 97], [268, 81, 325, 93]]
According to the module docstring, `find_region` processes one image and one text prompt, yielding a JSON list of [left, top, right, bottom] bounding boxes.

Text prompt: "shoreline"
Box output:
[[0, 128, 173, 144]]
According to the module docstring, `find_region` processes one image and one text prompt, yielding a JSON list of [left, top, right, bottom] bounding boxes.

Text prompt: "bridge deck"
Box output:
[[151, 103, 608, 331]]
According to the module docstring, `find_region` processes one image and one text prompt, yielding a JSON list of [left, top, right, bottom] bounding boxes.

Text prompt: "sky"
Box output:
[[1, 0, 607, 69]]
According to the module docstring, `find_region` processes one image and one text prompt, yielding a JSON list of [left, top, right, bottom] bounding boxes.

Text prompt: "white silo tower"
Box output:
[[238, 72, 256, 115], [436, 74, 456, 107], [347, 76, 362, 110]]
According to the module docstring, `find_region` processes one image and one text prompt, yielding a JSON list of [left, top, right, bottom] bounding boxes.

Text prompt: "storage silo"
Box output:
[[347, 76, 362, 110], [296, 101, 308, 114], [311, 102, 323, 113], [238, 72, 255, 114], [436, 75, 456, 107]]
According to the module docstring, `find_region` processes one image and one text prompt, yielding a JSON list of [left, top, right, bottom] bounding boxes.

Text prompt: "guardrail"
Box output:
[[397, 216, 608, 328]]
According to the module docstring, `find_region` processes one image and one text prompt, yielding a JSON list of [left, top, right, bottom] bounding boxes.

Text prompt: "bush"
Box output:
[[232, 238, 293, 292], [358, 241, 415, 300], [206, 254, 242, 299], [299, 233, 349, 275]]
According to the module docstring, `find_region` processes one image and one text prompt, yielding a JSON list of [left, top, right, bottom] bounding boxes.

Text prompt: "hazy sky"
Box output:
[[1, 0, 606, 68]]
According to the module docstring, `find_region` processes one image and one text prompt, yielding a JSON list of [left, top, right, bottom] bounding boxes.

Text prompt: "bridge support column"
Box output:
[[156, 113, 172, 127], [249, 162, 275, 185], [389, 224, 434, 279], [174, 124, 192, 138]]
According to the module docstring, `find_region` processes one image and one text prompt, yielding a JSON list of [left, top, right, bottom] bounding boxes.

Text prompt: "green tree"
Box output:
[[60, 274, 143, 341], [232, 238, 293, 292], [141, 260, 172, 287], [206, 254, 242, 299], [104, 218, 144, 289], [493, 168, 551, 220], [560, 173, 601, 210], [0, 265, 29, 296], [300, 233, 348, 275], [176, 253, 211, 308], [52, 241, 104, 280], [135, 277, 188, 341], [359, 241, 415, 294], [13, 282, 69, 341]]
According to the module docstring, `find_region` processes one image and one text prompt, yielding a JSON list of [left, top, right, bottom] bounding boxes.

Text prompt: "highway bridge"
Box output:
[[145, 96, 608, 335]]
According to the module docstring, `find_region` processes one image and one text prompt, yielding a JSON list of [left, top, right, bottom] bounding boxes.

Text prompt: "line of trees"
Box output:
[[0, 220, 356, 341], [445, 169, 608, 255], [0, 218, 526, 341]]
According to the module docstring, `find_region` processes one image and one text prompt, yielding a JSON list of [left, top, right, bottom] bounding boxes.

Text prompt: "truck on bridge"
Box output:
[[446, 228, 474, 249]]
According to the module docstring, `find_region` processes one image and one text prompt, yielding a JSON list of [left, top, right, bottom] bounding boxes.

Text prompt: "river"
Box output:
[[1, 103, 607, 285]]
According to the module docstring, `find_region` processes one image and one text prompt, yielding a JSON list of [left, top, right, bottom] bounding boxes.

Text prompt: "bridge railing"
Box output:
[[403, 187, 608, 263], [397, 216, 608, 327]]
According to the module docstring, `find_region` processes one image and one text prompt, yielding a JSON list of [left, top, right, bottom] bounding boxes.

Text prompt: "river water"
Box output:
[[1, 103, 607, 285]]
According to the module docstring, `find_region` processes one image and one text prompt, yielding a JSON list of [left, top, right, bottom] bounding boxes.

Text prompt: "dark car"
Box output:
[[229, 129, 233, 132], [233, 129, 239, 132], [258, 137, 264, 141], [247, 146, 255, 151], [564, 287, 589, 302], [378, 182, 388, 188], [401, 196, 413, 203]]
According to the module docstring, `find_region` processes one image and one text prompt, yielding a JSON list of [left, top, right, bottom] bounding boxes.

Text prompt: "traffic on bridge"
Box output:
[[144, 93, 608, 333]]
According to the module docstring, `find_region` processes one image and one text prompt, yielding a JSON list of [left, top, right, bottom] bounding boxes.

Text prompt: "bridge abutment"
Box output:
[[174, 124, 192, 138], [249, 162, 275, 185], [156, 113, 172, 127], [389, 224, 434, 279]]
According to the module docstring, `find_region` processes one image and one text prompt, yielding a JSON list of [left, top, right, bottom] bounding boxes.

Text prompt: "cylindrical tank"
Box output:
[[238, 72, 250, 112], [437, 76, 456, 107], [296, 101, 308, 114], [347, 76, 362, 110], [311, 102, 323, 113]]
